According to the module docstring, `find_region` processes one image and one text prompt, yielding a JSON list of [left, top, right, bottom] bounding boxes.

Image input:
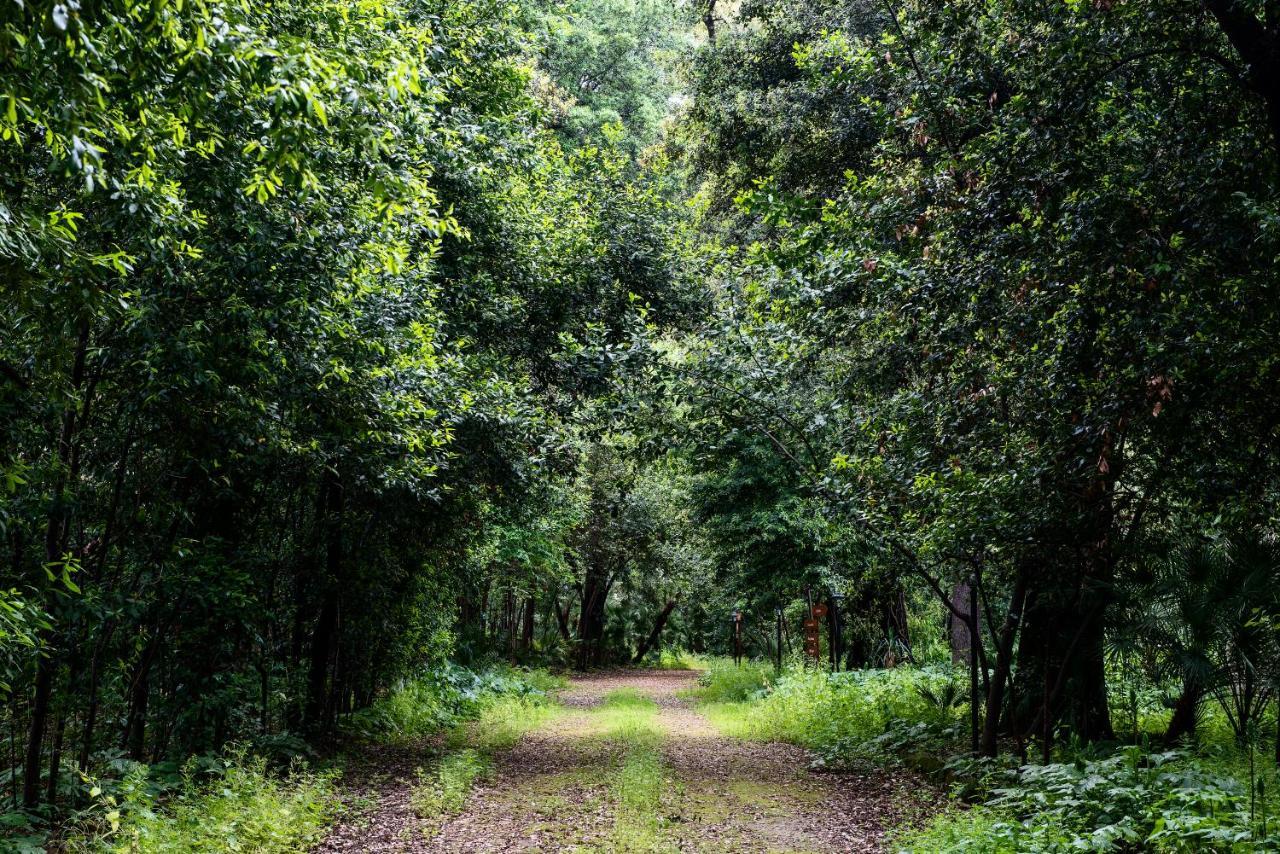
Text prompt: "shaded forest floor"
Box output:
[[316, 670, 932, 852]]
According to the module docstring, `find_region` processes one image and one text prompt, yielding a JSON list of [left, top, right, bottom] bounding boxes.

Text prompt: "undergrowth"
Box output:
[[411, 668, 564, 829], [445, 692, 561, 754], [49, 664, 559, 852], [695, 658, 1280, 852], [412, 749, 493, 823], [646, 648, 706, 670], [344, 662, 564, 745], [893, 748, 1280, 852], [63, 751, 336, 853], [697, 660, 960, 764], [692, 658, 776, 702]]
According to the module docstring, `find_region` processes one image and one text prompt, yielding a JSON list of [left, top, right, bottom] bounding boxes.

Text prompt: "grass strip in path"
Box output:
[[412, 694, 562, 834], [593, 689, 674, 851]]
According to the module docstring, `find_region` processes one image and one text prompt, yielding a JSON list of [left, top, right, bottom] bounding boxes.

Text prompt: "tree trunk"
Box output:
[[1164, 672, 1202, 744], [23, 321, 91, 808], [1016, 580, 1114, 745], [521, 597, 535, 652], [948, 580, 976, 665], [576, 567, 609, 669], [305, 471, 343, 734], [555, 596, 573, 643], [632, 600, 678, 664], [981, 567, 1029, 757], [22, 658, 53, 807], [1203, 0, 1280, 156], [882, 588, 911, 666], [122, 641, 156, 761], [46, 708, 65, 805], [305, 590, 340, 733]]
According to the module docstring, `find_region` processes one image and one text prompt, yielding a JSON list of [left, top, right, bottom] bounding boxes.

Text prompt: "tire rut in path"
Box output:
[[318, 670, 931, 853]]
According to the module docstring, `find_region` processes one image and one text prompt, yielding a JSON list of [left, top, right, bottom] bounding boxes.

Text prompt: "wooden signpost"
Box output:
[[803, 615, 820, 661]]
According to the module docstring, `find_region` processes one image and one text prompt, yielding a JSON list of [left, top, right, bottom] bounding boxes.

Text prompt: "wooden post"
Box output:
[[732, 611, 743, 666], [775, 608, 783, 672]]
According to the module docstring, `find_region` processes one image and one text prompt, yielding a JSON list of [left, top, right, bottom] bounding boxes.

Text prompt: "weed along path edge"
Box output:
[[319, 669, 929, 853]]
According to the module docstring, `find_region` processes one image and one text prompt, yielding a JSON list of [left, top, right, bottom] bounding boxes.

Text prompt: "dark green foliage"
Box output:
[[0, 0, 690, 832], [6, 0, 1280, 846]]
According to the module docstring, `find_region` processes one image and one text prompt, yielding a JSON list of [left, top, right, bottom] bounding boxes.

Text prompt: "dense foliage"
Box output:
[[0, 0, 691, 836], [673, 0, 1280, 753], [5, 0, 1280, 848]]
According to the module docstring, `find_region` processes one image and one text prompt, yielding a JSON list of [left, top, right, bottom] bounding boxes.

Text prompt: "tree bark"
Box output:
[[122, 636, 160, 761], [46, 707, 65, 805], [24, 320, 91, 807], [554, 596, 573, 643], [576, 567, 609, 669], [1203, 0, 1280, 155], [632, 600, 678, 664], [305, 471, 343, 734], [1164, 672, 1202, 744], [521, 597, 535, 652], [980, 566, 1029, 757], [948, 580, 976, 665], [78, 622, 115, 772], [22, 658, 53, 807]]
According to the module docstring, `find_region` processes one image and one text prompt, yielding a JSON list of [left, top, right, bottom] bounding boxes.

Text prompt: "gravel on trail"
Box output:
[[315, 670, 935, 853]]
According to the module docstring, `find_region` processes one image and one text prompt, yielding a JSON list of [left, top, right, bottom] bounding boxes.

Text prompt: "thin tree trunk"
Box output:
[[22, 658, 54, 807], [305, 471, 343, 734], [981, 567, 1029, 757], [632, 600, 678, 664], [555, 596, 573, 643], [521, 597, 535, 652], [1164, 671, 1202, 744], [23, 321, 91, 808], [46, 707, 65, 805], [576, 567, 609, 669], [121, 632, 162, 761]]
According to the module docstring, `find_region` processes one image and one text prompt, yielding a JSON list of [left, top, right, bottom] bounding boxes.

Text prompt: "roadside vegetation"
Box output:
[[5, 0, 1280, 847], [51, 665, 557, 853], [695, 659, 1280, 851]]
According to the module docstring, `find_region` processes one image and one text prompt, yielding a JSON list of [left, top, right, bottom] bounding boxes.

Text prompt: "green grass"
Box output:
[[646, 648, 707, 670], [692, 658, 775, 702], [412, 748, 493, 822], [56, 664, 562, 852], [693, 658, 1280, 852], [445, 692, 562, 753], [65, 753, 337, 853], [694, 660, 961, 760], [595, 689, 671, 852], [414, 682, 564, 831], [345, 663, 564, 745]]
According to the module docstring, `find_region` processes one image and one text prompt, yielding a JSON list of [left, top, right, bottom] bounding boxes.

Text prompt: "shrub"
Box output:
[[446, 692, 561, 753], [65, 751, 336, 853], [651, 648, 705, 670], [694, 658, 775, 702], [343, 663, 561, 744], [698, 661, 965, 765], [895, 748, 1280, 852], [412, 749, 492, 821]]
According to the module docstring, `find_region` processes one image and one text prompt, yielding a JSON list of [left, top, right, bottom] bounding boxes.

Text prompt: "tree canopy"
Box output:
[[4, 0, 1280, 848]]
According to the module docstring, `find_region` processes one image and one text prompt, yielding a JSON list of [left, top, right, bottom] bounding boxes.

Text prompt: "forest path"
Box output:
[[318, 670, 926, 853]]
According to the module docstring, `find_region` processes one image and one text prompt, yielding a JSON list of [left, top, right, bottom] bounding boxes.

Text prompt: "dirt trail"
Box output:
[[317, 670, 928, 853]]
